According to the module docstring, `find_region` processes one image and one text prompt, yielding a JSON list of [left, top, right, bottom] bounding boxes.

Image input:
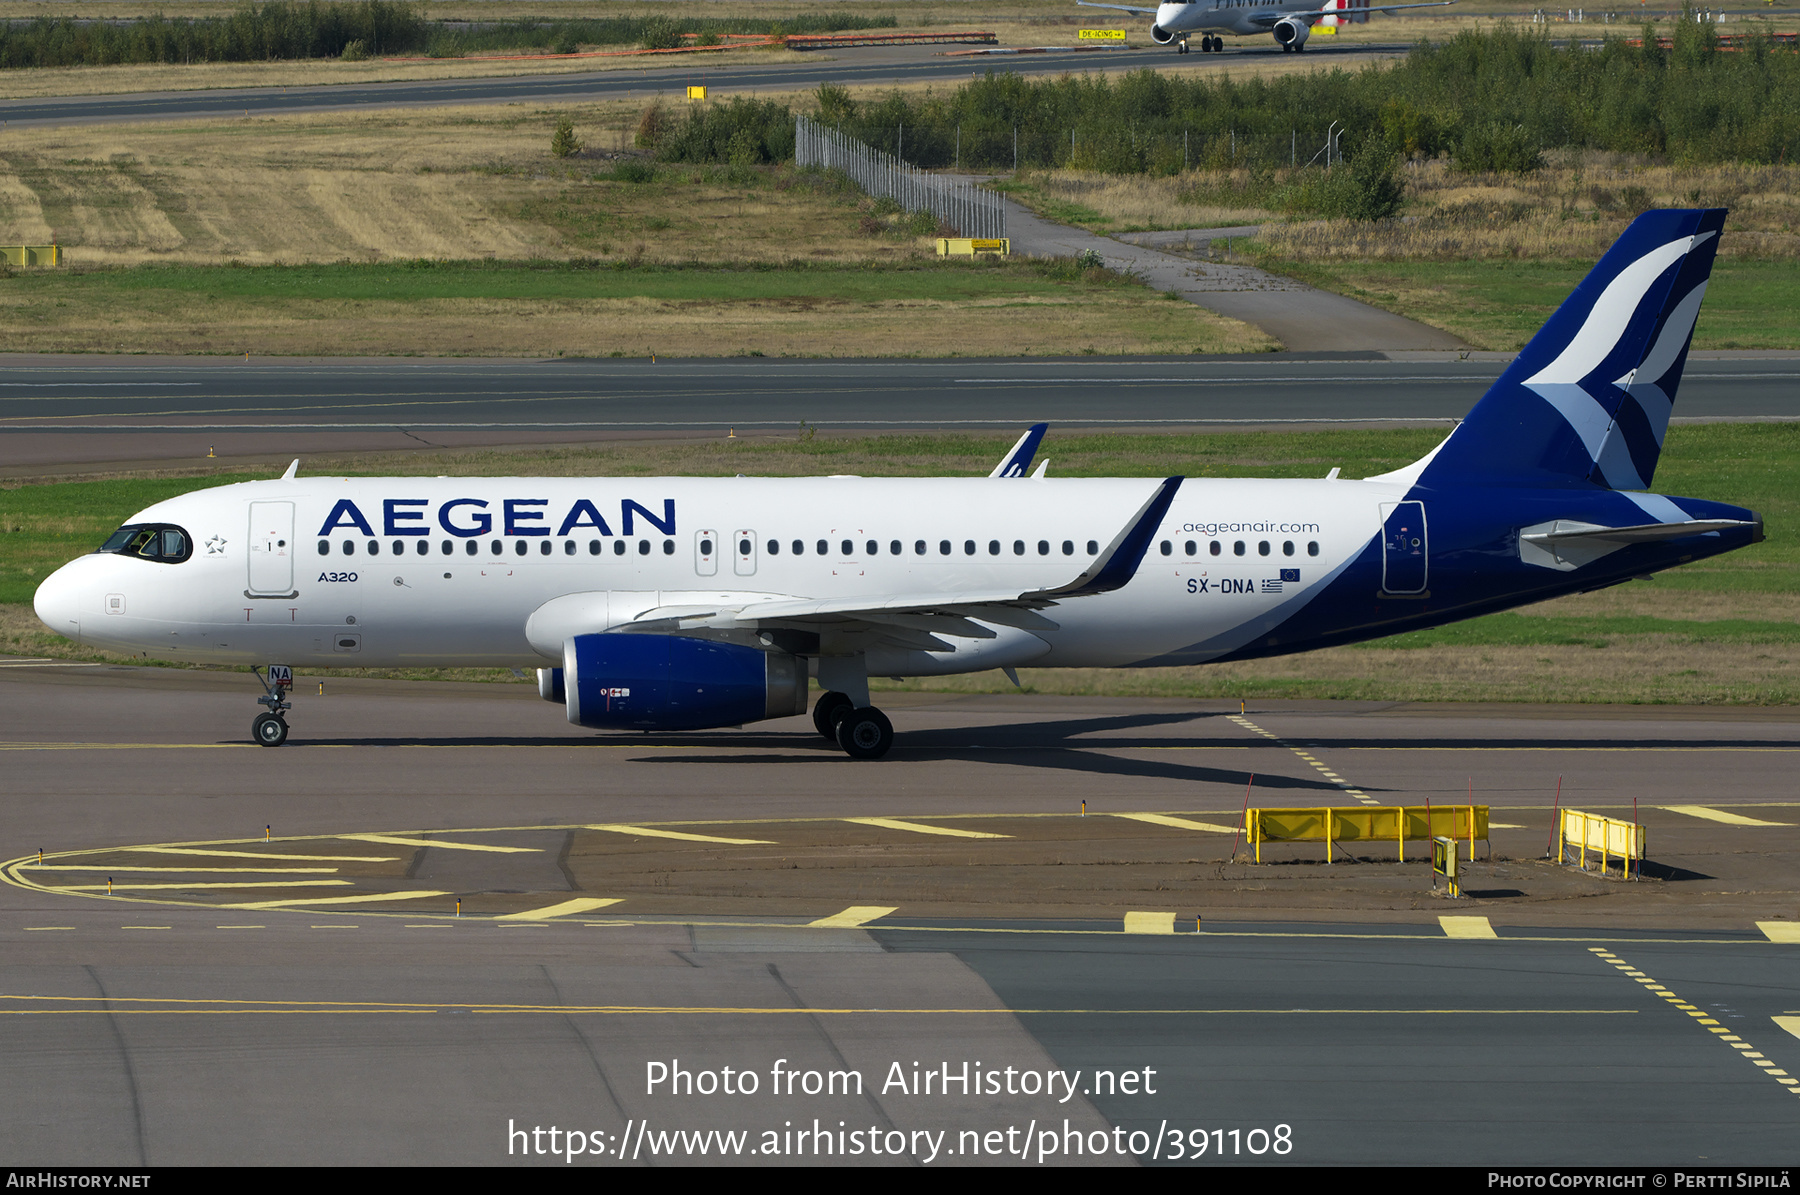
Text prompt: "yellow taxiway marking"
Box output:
[[1112, 812, 1239, 834], [1123, 911, 1177, 935], [26, 866, 339, 874], [807, 906, 898, 929], [121, 926, 170, 930], [224, 889, 449, 910], [310, 925, 357, 930], [1228, 715, 1379, 806], [128, 847, 396, 862], [215, 925, 264, 929], [496, 898, 623, 922], [55, 881, 350, 891], [1592, 948, 1800, 1100], [842, 817, 1010, 839], [1663, 805, 1791, 827], [1759, 922, 1800, 944], [23, 927, 74, 931], [1774, 1016, 1800, 1041], [339, 834, 537, 853], [1440, 916, 1498, 939], [0, 992, 1639, 1017], [586, 824, 774, 845]]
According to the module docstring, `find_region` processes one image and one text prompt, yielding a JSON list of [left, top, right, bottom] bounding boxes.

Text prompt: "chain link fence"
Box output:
[[794, 114, 1006, 239]]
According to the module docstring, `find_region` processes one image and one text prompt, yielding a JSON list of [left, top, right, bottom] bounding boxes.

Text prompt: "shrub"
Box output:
[[1453, 122, 1545, 174], [551, 118, 581, 159], [640, 17, 682, 50], [634, 102, 666, 150], [611, 159, 656, 183], [340, 38, 368, 61]]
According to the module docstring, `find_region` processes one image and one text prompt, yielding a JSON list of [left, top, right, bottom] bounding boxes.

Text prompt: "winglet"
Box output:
[[989, 423, 1048, 479], [281, 459, 299, 481], [1039, 476, 1183, 599]]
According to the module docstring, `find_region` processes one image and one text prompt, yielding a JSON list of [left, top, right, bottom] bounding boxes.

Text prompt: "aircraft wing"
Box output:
[[1288, 0, 1454, 13], [1075, 2, 1162, 15], [616, 476, 1184, 644]]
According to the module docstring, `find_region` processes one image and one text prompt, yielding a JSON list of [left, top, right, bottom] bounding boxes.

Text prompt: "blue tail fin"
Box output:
[[1420, 208, 1725, 491]]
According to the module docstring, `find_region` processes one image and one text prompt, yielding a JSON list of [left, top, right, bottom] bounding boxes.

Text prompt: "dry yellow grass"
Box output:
[[0, 100, 932, 265]]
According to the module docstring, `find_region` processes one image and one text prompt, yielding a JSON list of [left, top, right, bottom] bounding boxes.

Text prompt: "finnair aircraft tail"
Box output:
[[33, 211, 1763, 758]]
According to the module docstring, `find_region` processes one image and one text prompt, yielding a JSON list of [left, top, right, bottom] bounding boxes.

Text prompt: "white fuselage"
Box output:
[[34, 474, 1396, 674], [1155, 0, 1316, 36]]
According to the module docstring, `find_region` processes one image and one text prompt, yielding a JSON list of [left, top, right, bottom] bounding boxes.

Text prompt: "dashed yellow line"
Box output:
[[224, 890, 449, 910], [586, 824, 773, 845], [495, 898, 622, 922], [339, 834, 537, 854], [808, 906, 898, 928], [1229, 714, 1379, 806], [1590, 947, 1800, 1098], [842, 817, 1010, 840]]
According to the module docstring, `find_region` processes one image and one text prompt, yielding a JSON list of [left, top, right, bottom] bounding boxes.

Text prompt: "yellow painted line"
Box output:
[[340, 834, 537, 854], [1775, 1017, 1800, 1041], [1757, 923, 1800, 943], [1440, 916, 1498, 939], [586, 824, 774, 845], [121, 926, 170, 930], [808, 906, 898, 928], [54, 881, 351, 891], [23, 927, 74, 931], [842, 817, 1010, 840], [496, 898, 623, 922], [310, 925, 358, 930], [1664, 805, 1791, 827], [1124, 911, 1176, 935], [215, 925, 264, 929], [128, 847, 396, 862], [1112, 812, 1239, 834], [25, 866, 339, 874], [225, 890, 450, 910]]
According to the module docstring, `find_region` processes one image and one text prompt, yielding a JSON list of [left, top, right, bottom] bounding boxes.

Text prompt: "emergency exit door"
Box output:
[[1380, 501, 1427, 594], [247, 501, 296, 596]]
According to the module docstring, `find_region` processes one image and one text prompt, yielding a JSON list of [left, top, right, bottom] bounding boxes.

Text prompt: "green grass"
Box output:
[[1244, 256, 1800, 352], [4, 257, 1132, 308], [1368, 613, 1800, 650]]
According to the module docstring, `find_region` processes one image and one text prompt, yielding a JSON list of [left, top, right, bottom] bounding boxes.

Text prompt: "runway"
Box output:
[[2, 661, 1796, 1164], [4, 353, 1797, 475], [0, 42, 1414, 129]]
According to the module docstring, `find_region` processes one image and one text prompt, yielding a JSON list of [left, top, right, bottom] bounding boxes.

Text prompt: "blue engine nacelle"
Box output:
[[562, 633, 809, 731]]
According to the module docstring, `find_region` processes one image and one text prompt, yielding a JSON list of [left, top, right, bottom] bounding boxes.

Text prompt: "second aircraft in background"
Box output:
[[1076, 0, 1454, 54]]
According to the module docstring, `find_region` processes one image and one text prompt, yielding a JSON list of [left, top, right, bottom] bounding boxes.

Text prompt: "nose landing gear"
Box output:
[[252, 664, 293, 747]]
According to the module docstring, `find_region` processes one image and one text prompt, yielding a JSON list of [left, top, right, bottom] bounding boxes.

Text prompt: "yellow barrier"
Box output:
[[686, 85, 707, 100], [1556, 808, 1644, 879], [2, 245, 60, 267], [936, 237, 1010, 257], [1246, 805, 1488, 864]]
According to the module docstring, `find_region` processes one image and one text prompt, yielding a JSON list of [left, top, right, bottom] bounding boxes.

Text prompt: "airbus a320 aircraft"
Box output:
[[34, 210, 1760, 759], [1076, 0, 1453, 53]]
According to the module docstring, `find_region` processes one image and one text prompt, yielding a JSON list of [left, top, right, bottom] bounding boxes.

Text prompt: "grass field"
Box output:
[[2, 423, 1792, 704]]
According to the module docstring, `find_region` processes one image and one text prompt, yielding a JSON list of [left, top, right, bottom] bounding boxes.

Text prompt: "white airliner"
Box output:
[[32, 211, 1762, 758], [1077, 0, 1454, 53]]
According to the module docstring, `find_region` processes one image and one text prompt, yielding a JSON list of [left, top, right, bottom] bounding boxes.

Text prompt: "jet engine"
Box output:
[[561, 633, 808, 731], [537, 666, 565, 703], [1273, 17, 1310, 48], [1150, 24, 1177, 43]]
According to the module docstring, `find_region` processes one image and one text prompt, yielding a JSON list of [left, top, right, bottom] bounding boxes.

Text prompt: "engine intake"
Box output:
[[1150, 23, 1177, 44], [1273, 17, 1310, 47], [563, 633, 807, 731]]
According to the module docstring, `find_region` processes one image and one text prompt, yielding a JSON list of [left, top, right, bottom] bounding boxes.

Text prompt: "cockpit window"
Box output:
[[96, 523, 192, 564]]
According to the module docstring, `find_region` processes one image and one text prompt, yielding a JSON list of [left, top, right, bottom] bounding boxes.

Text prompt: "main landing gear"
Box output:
[[252, 664, 293, 747], [812, 691, 895, 760]]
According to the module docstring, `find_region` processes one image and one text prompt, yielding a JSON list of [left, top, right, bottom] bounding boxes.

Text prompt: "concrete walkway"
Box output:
[[1001, 200, 1467, 352]]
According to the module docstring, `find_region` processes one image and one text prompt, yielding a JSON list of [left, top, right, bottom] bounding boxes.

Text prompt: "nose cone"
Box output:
[[33, 560, 84, 644]]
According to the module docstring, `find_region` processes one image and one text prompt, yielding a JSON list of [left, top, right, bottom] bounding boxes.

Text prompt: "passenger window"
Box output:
[[489, 539, 501, 556], [442, 540, 453, 555], [1210, 541, 1221, 556], [987, 540, 1000, 556], [318, 540, 330, 556], [637, 540, 650, 556], [1159, 540, 1171, 556], [1038, 540, 1049, 556], [415, 540, 428, 556], [915, 540, 927, 555], [662, 540, 674, 555], [540, 541, 552, 556], [700, 538, 714, 556], [564, 540, 575, 556], [1233, 541, 1245, 556], [866, 539, 878, 556], [1184, 540, 1196, 556], [1307, 541, 1320, 557], [1282, 540, 1294, 556], [816, 539, 828, 555], [466, 540, 478, 556], [767, 539, 779, 556], [342, 540, 355, 556], [1012, 540, 1024, 556], [1062, 540, 1074, 556], [940, 540, 952, 555], [890, 540, 902, 556], [614, 541, 626, 556], [514, 540, 527, 557], [367, 540, 379, 556], [1086, 540, 1098, 555], [792, 540, 805, 556], [589, 540, 601, 556], [391, 540, 403, 555], [841, 539, 853, 556], [964, 540, 976, 556], [1258, 541, 1270, 556]]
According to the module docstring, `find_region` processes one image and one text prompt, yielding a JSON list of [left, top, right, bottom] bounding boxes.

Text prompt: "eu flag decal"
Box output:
[[1280, 569, 1300, 583]]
